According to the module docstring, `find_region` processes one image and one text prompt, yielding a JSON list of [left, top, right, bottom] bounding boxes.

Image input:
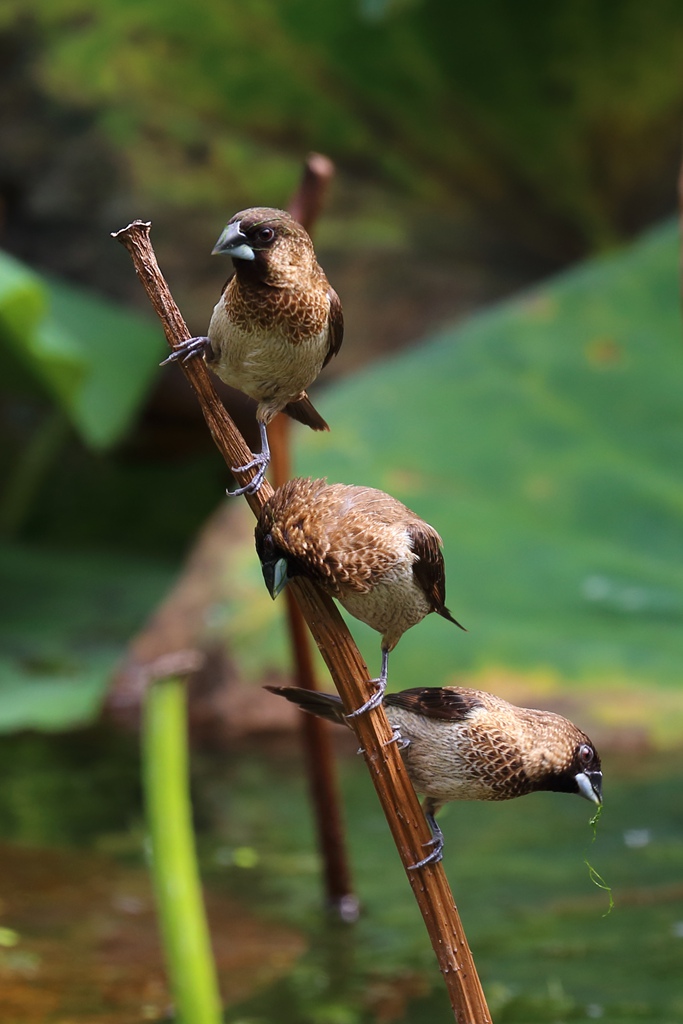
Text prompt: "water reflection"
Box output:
[[0, 729, 681, 1022]]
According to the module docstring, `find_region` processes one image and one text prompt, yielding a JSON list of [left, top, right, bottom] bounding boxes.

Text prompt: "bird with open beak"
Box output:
[[162, 208, 343, 495], [267, 683, 603, 868], [255, 477, 465, 715]]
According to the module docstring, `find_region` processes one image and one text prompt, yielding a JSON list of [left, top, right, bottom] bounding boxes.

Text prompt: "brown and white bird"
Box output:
[[267, 684, 603, 868], [163, 208, 343, 494], [255, 477, 465, 715]]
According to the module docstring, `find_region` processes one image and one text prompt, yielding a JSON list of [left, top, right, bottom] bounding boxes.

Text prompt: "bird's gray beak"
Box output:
[[576, 769, 603, 805], [262, 557, 289, 600], [212, 221, 255, 261]]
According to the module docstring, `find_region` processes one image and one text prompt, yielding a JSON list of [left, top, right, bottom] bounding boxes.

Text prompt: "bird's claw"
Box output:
[[407, 839, 444, 871], [384, 728, 410, 750], [227, 421, 271, 497], [408, 811, 444, 870], [344, 676, 386, 718], [160, 336, 210, 366], [356, 728, 409, 756], [346, 649, 389, 718], [226, 453, 270, 497], [231, 451, 268, 474]]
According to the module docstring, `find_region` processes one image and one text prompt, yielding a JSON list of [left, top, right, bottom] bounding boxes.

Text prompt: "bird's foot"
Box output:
[[344, 675, 386, 718], [226, 452, 270, 497], [384, 728, 410, 750], [345, 649, 389, 718], [408, 842, 444, 871], [227, 421, 270, 496], [356, 728, 409, 756], [408, 812, 444, 870], [160, 336, 211, 366]]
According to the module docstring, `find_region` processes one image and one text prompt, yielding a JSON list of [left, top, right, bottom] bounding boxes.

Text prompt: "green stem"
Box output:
[[142, 675, 223, 1024]]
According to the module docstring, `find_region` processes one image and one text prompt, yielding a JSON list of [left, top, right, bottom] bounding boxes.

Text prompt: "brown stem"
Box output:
[[287, 152, 335, 233], [270, 412, 357, 918], [284, 565, 358, 920], [113, 219, 492, 1024], [271, 153, 357, 919]]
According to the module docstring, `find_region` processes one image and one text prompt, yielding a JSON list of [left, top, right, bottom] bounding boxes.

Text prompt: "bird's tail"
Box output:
[[283, 394, 330, 431], [264, 685, 348, 725], [439, 605, 467, 631]]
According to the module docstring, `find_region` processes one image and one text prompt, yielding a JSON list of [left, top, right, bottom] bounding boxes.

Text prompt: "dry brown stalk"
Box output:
[[113, 219, 493, 1024], [271, 152, 357, 919]]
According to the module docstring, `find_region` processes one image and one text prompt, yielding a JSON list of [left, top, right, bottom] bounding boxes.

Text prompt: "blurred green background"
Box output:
[[0, 3, 682, 1022]]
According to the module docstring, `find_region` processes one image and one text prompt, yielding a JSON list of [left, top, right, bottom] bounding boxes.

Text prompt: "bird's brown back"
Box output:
[[257, 477, 444, 597]]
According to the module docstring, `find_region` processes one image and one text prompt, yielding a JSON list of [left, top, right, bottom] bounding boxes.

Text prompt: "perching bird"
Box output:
[[255, 477, 465, 715], [162, 208, 343, 494], [267, 683, 603, 868]]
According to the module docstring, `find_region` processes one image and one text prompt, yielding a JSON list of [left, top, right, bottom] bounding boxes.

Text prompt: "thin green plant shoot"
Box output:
[[585, 804, 614, 916]]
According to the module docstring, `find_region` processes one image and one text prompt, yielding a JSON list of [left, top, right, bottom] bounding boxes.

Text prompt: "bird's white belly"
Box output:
[[385, 708, 494, 802], [208, 303, 327, 408], [339, 562, 432, 649]]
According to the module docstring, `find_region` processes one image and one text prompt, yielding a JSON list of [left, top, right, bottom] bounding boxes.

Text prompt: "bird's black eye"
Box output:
[[262, 534, 275, 556], [579, 744, 594, 764], [257, 226, 275, 243]]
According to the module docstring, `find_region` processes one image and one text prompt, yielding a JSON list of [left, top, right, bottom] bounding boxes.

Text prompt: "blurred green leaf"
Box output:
[[0, 250, 46, 343], [0, 543, 174, 731], [224, 222, 683, 741], [0, 249, 165, 448], [7, 0, 683, 255]]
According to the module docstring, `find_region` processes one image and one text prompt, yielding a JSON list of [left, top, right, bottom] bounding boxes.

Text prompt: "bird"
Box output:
[[162, 208, 343, 495], [255, 477, 465, 715], [266, 683, 603, 869]]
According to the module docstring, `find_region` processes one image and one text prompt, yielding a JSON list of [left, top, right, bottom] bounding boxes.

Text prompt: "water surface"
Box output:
[[0, 729, 681, 1022]]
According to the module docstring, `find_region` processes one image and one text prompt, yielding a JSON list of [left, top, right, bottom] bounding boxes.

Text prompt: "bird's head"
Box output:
[[539, 731, 603, 805], [211, 208, 316, 286], [255, 479, 332, 598], [571, 740, 603, 805], [256, 530, 292, 600]]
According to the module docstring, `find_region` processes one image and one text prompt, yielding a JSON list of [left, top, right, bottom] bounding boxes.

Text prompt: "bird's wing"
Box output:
[[407, 522, 466, 629], [322, 286, 344, 367], [385, 687, 486, 722], [407, 522, 448, 608]]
